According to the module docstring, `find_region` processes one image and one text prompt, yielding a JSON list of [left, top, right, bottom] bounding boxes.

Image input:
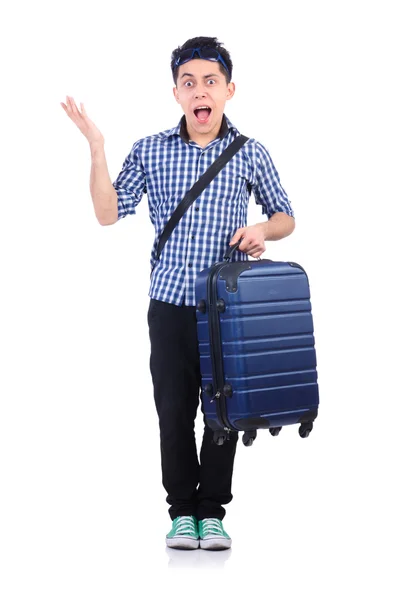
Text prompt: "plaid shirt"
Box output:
[[113, 115, 294, 306]]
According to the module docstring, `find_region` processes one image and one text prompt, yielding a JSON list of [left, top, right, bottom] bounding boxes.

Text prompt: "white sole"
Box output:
[[199, 537, 232, 550], [166, 536, 199, 550]]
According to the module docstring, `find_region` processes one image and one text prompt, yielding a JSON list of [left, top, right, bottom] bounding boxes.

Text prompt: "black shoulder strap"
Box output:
[[155, 134, 249, 261]]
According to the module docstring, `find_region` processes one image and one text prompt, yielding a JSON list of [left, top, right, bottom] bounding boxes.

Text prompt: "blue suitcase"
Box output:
[[195, 252, 319, 446]]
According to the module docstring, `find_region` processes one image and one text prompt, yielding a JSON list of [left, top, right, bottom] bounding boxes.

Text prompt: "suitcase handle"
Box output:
[[224, 238, 262, 262], [224, 240, 241, 261]]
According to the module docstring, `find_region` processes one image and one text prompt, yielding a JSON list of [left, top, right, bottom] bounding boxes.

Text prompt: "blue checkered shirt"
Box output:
[[113, 115, 294, 306]]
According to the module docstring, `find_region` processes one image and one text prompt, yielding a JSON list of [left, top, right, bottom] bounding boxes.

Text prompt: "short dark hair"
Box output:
[[171, 36, 233, 84]]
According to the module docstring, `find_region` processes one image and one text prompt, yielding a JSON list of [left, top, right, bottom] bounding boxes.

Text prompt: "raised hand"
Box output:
[[60, 96, 104, 145]]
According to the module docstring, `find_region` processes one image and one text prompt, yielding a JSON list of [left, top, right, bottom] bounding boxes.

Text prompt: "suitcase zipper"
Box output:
[[207, 265, 233, 431]]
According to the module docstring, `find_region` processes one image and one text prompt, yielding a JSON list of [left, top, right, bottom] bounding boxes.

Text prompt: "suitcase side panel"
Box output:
[[217, 261, 319, 429]]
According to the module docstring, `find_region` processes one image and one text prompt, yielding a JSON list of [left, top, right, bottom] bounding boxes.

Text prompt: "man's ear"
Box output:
[[226, 82, 236, 101], [173, 87, 180, 104]]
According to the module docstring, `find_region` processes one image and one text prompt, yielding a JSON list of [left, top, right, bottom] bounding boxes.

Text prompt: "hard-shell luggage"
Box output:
[[195, 249, 319, 446]]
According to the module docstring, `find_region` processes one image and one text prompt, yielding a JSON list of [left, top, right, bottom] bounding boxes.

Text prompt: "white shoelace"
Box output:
[[174, 516, 196, 536], [201, 518, 224, 536]]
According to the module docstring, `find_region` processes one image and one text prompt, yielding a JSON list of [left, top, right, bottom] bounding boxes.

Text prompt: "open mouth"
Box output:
[[194, 106, 212, 123]]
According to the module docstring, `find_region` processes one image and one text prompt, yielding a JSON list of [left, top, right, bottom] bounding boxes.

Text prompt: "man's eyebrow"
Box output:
[[180, 72, 220, 79]]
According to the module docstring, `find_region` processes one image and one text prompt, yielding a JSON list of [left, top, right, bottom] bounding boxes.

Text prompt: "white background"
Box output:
[[1, 0, 396, 598]]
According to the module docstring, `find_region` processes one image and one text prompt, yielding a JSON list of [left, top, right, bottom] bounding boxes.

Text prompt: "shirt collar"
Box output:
[[166, 114, 238, 144]]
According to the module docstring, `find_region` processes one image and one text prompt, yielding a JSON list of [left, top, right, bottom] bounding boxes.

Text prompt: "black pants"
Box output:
[[147, 298, 238, 521]]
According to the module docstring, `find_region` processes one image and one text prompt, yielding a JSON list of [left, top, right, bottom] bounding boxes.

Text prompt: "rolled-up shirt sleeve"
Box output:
[[112, 140, 147, 220], [252, 141, 294, 218]]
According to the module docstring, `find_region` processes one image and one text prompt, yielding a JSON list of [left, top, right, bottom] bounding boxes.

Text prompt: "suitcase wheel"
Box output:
[[242, 430, 257, 447], [299, 422, 313, 438], [213, 431, 227, 446], [269, 427, 282, 436]]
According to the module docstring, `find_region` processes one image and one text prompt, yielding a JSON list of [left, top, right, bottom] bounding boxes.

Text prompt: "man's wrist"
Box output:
[[258, 221, 269, 239], [90, 140, 105, 158]]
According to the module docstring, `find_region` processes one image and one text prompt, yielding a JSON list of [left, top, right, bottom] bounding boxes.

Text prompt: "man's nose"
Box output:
[[194, 88, 207, 98]]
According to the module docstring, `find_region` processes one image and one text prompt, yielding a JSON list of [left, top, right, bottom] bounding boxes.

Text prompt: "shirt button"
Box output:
[[195, 207, 199, 211], [188, 263, 193, 268], [191, 235, 195, 240]]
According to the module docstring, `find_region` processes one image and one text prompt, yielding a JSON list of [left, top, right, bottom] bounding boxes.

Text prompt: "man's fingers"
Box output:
[[240, 240, 265, 256], [62, 99, 75, 119], [230, 228, 246, 246], [67, 96, 81, 117], [237, 242, 247, 252], [62, 96, 87, 125], [65, 96, 74, 114], [70, 97, 79, 114], [238, 237, 252, 252], [250, 243, 266, 258]]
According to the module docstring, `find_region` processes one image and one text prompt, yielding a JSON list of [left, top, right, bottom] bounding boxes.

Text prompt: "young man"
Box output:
[[61, 36, 295, 551]]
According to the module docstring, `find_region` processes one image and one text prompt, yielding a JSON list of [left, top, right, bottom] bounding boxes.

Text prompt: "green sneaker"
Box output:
[[166, 516, 199, 550], [198, 518, 232, 550]]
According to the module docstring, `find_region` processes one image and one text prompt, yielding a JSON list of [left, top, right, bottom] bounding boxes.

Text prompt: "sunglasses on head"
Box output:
[[173, 47, 230, 77]]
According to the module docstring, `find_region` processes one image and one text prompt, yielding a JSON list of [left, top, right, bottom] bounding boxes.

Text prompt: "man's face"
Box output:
[[173, 59, 235, 140]]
